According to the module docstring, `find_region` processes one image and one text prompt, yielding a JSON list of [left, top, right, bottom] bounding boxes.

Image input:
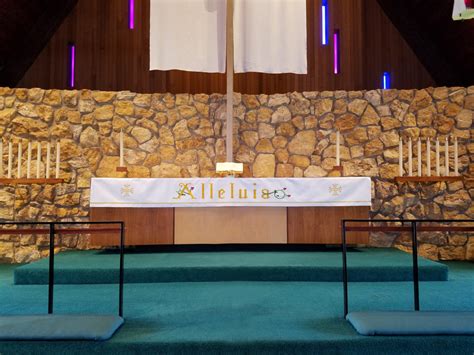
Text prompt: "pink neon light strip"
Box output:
[[69, 44, 75, 88], [129, 0, 135, 29], [333, 30, 340, 74]]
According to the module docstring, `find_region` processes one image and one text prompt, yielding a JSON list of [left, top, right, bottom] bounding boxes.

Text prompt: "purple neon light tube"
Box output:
[[68, 43, 75, 88], [129, 0, 135, 29], [333, 29, 340, 74]]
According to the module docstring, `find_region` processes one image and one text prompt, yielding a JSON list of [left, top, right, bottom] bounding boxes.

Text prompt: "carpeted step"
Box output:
[[13, 248, 448, 284]]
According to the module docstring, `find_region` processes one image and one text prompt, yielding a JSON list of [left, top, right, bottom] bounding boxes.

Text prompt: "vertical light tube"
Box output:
[[129, 0, 135, 30], [335, 130, 340, 166], [382, 72, 391, 89], [68, 43, 76, 88], [321, 0, 328, 45], [333, 29, 340, 74]]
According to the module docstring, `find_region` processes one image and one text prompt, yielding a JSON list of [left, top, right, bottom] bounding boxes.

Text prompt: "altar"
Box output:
[[90, 177, 372, 245]]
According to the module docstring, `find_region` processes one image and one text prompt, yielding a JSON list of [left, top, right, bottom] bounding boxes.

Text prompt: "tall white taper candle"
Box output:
[[444, 137, 449, 176], [426, 138, 431, 177], [435, 139, 440, 176], [27, 141, 31, 178], [36, 142, 41, 178], [119, 129, 124, 167], [398, 138, 403, 176], [0, 141, 3, 177], [408, 138, 413, 176], [55, 141, 60, 178], [7, 141, 12, 178], [17, 142, 22, 178], [336, 130, 340, 166], [46, 142, 51, 178], [454, 137, 458, 176], [417, 138, 422, 177]]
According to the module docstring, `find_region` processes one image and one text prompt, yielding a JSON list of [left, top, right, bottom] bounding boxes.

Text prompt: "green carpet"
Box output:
[[0, 261, 472, 354], [14, 248, 448, 284]]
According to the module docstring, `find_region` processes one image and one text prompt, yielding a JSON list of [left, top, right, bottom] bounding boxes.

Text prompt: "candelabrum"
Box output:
[[0, 139, 63, 184], [395, 136, 463, 183]]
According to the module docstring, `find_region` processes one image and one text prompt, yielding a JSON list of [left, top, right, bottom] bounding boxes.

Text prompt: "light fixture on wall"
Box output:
[[382, 71, 391, 89], [67, 43, 76, 88], [129, 0, 135, 29], [321, 0, 329, 45], [333, 29, 340, 74]]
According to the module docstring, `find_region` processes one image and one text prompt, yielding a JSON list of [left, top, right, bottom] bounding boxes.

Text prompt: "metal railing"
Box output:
[[0, 221, 125, 317], [341, 219, 474, 317]]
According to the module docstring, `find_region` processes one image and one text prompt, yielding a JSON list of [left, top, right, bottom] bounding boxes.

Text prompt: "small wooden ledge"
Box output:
[[395, 176, 463, 183], [0, 178, 64, 185], [332, 166, 343, 172], [116, 166, 128, 173]]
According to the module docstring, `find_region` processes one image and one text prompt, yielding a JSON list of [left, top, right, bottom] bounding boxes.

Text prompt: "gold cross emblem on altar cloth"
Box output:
[[328, 184, 342, 196], [121, 184, 134, 197]]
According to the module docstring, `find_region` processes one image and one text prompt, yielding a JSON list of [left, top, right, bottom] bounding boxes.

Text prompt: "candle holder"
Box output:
[[332, 166, 343, 172], [395, 176, 463, 183], [0, 178, 64, 185], [116, 166, 128, 173]]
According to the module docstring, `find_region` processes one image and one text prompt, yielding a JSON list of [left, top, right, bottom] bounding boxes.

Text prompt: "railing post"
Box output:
[[119, 222, 125, 317], [411, 221, 420, 311], [48, 222, 55, 314], [342, 220, 348, 318]]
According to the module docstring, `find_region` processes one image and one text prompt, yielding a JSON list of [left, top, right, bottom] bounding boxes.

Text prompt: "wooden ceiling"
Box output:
[[377, 0, 474, 87], [1, 0, 473, 89], [0, 0, 78, 87]]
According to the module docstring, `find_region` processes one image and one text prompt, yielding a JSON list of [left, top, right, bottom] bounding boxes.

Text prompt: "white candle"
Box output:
[[417, 138, 422, 177], [435, 139, 440, 176], [454, 137, 458, 176], [0, 141, 3, 177], [7, 141, 12, 178], [336, 130, 340, 166], [119, 129, 124, 167], [444, 137, 449, 177], [36, 142, 41, 178], [17, 142, 22, 178], [27, 142, 31, 178], [408, 138, 413, 176], [46, 142, 51, 178], [55, 141, 60, 178], [398, 138, 403, 176], [426, 138, 431, 177]]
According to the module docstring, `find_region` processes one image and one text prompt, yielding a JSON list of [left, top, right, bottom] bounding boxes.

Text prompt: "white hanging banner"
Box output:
[[149, 0, 307, 74], [90, 177, 371, 208], [234, 0, 307, 74], [149, 0, 226, 73]]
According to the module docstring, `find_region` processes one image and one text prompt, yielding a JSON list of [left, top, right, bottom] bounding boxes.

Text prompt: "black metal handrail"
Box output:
[[341, 219, 474, 318], [0, 221, 125, 317]]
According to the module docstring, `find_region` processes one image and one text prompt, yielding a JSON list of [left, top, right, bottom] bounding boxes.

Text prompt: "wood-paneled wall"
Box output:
[[18, 0, 434, 94]]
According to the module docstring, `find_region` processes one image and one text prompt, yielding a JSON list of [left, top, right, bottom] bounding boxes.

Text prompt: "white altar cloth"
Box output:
[[90, 177, 371, 208]]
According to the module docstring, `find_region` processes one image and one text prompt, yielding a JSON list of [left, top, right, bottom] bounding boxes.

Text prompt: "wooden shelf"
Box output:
[[395, 176, 463, 183], [0, 178, 64, 185]]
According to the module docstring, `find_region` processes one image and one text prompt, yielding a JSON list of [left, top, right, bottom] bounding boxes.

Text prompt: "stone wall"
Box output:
[[0, 86, 472, 263]]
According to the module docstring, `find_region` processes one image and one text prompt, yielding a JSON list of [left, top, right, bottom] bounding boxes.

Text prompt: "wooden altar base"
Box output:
[[90, 206, 370, 246]]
